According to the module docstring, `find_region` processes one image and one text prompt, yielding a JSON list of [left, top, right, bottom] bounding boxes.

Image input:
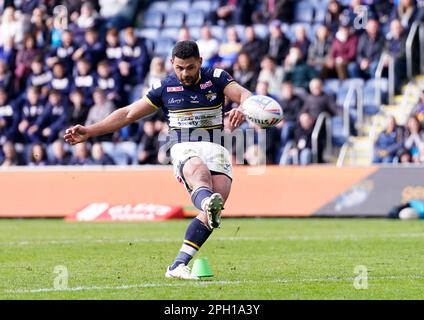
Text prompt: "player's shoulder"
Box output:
[[202, 67, 230, 79]]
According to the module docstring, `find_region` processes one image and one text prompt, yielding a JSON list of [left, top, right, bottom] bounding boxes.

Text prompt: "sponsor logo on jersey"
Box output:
[[190, 95, 199, 103], [213, 68, 224, 78], [168, 97, 184, 104], [167, 86, 184, 92], [206, 91, 217, 102], [200, 80, 212, 89]]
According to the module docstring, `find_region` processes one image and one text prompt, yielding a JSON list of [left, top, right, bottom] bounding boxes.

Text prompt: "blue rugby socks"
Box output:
[[191, 186, 213, 211], [170, 218, 212, 270]]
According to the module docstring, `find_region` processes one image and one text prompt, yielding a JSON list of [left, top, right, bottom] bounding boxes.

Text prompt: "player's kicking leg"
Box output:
[[165, 157, 231, 280]]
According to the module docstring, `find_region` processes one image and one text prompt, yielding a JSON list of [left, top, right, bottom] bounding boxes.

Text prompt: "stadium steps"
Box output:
[[337, 75, 423, 166]]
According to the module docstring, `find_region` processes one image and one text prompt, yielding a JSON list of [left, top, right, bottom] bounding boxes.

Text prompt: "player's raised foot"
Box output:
[[202, 193, 224, 229], [165, 264, 199, 280]]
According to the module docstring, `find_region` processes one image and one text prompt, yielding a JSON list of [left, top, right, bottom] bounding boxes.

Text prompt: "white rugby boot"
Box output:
[[165, 263, 199, 280], [202, 193, 224, 229]]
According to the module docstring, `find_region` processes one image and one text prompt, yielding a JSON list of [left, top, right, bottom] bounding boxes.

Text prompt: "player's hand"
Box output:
[[225, 108, 245, 128], [64, 125, 90, 145]]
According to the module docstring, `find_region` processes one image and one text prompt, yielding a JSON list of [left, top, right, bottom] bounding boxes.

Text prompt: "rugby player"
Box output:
[[64, 41, 252, 279]]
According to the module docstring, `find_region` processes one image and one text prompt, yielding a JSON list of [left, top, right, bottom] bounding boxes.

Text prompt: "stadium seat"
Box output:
[[136, 28, 159, 40], [160, 28, 180, 40], [154, 37, 176, 58], [188, 26, 201, 40], [323, 79, 340, 96], [253, 24, 269, 40], [185, 9, 206, 28], [363, 78, 389, 115], [148, 1, 169, 13], [169, 0, 191, 12], [192, 0, 213, 13], [143, 10, 163, 28], [331, 115, 347, 147], [113, 141, 138, 165], [210, 25, 226, 41], [314, 7, 327, 23], [163, 10, 185, 28], [234, 25, 246, 42], [293, 1, 314, 23]]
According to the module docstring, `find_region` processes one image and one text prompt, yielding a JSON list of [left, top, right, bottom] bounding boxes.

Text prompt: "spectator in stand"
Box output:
[[373, 115, 404, 163], [72, 28, 105, 68], [72, 58, 95, 106], [95, 59, 122, 105], [0, 59, 14, 95], [142, 56, 167, 96], [0, 6, 25, 47], [14, 33, 41, 91], [324, 0, 344, 35], [0, 140, 24, 166], [390, 0, 417, 31], [28, 143, 48, 166], [137, 120, 160, 164], [241, 26, 267, 68], [233, 51, 258, 92], [348, 19, 385, 79], [178, 27, 192, 42], [292, 25, 311, 60], [280, 111, 315, 165], [26, 56, 52, 97], [119, 27, 150, 86], [28, 90, 68, 144], [414, 89, 424, 125], [68, 90, 89, 126], [276, 81, 304, 149], [321, 24, 358, 79], [90, 142, 115, 165], [30, 6, 51, 48], [283, 47, 317, 95], [217, 26, 242, 71], [197, 25, 220, 69], [0, 88, 19, 144], [69, 142, 91, 165], [253, 0, 294, 23], [46, 30, 76, 73], [385, 19, 408, 94], [257, 55, 285, 100], [0, 36, 17, 69], [105, 28, 122, 71], [18, 86, 45, 143], [49, 62, 72, 96], [211, 0, 256, 25], [48, 139, 72, 165], [265, 19, 290, 66], [308, 25, 332, 74], [254, 81, 278, 100], [68, 2, 102, 45], [404, 115, 424, 163], [85, 88, 115, 142], [99, 0, 136, 29], [301, 78, 339, 120]]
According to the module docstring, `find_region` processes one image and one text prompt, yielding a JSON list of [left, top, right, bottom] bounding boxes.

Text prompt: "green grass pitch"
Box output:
[[1, 218, 423, 299]]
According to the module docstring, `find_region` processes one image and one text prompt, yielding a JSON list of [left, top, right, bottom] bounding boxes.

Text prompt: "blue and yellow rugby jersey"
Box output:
[[145, 67, 236, 144]]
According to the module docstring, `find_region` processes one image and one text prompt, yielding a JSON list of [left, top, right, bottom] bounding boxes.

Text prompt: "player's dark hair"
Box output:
[[172, 40, 200, 60]]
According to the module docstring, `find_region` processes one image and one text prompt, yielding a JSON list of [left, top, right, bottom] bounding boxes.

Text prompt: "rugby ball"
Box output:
[[241, 95, 283, 128]]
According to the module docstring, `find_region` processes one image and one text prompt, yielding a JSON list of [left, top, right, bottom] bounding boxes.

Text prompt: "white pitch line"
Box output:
[[4, 275, 424, 294], [2, 233, 424, 247]]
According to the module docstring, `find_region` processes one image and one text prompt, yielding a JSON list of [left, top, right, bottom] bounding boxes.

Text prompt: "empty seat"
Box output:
[[143, 10, 163, 28], [136, 28, 159, 40], [163, 10, 185, 28], [185, 9, 206, 27], [154, 37, 176, 58], [293, 1, 314, 23], [170, 0, 191, 12], [210, 25, 226, 41], [192, 0, 213, 13], [189, 26, 201, 40], [253, 24, 269, 40], [363, 78, 389, 115], [323, 79, 340, 96], [160, 28, 180, 40]]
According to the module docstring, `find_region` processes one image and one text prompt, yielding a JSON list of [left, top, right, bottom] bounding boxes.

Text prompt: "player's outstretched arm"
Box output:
[[64, 97, 157, 145], [224, 82, 252, 128]]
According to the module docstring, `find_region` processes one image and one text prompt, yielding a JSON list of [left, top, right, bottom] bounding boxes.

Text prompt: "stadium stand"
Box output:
[[1, 0, 424, 167]]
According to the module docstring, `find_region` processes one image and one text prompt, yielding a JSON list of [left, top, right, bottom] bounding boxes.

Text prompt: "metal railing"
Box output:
[[406, 21, 422, 80], [311, 112, 332, 164], [336, 140, 351, 167], [375, 51, 395, 105]]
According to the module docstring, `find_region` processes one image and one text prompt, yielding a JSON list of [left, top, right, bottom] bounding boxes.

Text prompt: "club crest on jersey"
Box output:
[[205, 91, 217, 102], [200, 80, 212, 89], [167, 86, 184, 92]]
